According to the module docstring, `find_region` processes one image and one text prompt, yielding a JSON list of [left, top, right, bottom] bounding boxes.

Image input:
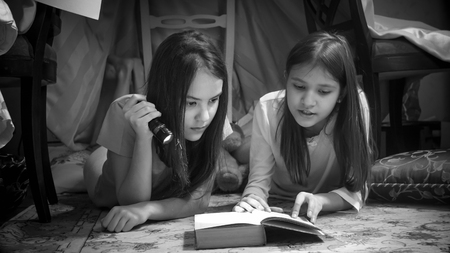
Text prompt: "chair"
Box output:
[[303, 0, 450, 156], [0, 2, 61, 222], [138, 0, 235, 120]]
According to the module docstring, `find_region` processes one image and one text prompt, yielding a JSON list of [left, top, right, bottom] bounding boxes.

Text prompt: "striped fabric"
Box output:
[[46, 0, 141, 150]]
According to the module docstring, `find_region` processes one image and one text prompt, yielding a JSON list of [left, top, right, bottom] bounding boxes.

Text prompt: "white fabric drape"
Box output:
[[361, 0, 450, 62], [46, 0, 141, 150]]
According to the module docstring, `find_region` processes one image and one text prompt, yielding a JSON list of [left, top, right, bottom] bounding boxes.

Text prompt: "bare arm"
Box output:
[[110, 94, 162, 205], [135, 184, 212, 220], [111, 134, 154, 205], [101, 180, 213, 232]]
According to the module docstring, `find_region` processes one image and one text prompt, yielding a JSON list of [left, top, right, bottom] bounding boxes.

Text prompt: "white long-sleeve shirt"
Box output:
[[242, 89, 370, 211]]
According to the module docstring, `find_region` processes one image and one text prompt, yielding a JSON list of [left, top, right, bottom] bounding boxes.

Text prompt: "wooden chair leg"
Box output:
[[371, 74, 381, 157], [41, 85, 58, 205], [21, 76, 51, 223], [388, 78, 406, 154]]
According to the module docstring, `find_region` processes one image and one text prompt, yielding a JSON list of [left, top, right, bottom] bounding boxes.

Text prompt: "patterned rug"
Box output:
[[0, 193, 449, 253]]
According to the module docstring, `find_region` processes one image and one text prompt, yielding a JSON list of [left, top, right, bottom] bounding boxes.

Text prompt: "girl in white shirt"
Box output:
[[233, 31, 376, 224]]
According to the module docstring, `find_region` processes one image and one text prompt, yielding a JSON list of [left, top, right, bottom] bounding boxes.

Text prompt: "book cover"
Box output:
[[194, 210, 325, 249]]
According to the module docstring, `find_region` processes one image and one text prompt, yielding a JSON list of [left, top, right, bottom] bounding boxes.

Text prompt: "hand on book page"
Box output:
[[270, 206, 312, 222]]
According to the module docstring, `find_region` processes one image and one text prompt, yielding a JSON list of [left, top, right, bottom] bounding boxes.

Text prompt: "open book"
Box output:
[[194, 210, 325, 249]]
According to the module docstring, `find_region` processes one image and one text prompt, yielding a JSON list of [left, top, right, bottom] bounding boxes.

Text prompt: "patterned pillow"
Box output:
[[369, 149, 450, 204]]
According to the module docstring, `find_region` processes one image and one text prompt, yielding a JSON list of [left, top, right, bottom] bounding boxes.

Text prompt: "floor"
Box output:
[[0, 186, 34, 227], [2, 193, 449, 253]]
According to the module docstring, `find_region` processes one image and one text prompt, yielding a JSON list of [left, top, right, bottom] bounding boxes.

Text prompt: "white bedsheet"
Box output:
[[363, 0, 450, 62]]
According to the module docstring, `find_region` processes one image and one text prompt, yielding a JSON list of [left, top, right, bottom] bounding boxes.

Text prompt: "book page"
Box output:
[[195, 210, 321, 231], [195, 212, 263, 230], [251, 209, 320, 230], [264, 220, 325, 236]]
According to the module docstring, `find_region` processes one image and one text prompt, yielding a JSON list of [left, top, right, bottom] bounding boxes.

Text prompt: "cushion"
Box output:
[[0, 35, 57, 83], [369, 149, 450, 204]]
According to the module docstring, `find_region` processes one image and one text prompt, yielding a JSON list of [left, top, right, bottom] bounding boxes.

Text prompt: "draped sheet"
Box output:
[[46, 0, 141, 150], [362, 0, 450, 62]]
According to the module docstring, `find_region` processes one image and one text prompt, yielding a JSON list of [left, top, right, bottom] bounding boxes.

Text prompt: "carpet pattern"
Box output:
[[0, 193, 449, 252]]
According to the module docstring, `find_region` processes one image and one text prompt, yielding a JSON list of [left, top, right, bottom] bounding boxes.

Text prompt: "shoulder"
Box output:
[[254, 90, 284, 128], [97, 94, 139, 157], [101, 94, 133, 127], [110, 94, 135, 110], [105, 94, 144, 123], [259, 90, 285, 103], [257, 90, 285, 112]]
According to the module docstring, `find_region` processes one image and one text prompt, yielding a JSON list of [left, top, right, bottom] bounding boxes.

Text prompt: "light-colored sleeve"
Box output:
[[358, 89, 371, 144], [222, 116, 233, 140], [97, 95, 136, 157], [241, 100, 276, 201], [331, 186, 366, 212]]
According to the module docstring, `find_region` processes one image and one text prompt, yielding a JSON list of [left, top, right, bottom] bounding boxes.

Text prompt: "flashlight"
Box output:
[[148, 119, 173, 145]]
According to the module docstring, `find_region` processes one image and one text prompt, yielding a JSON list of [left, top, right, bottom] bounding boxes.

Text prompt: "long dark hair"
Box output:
[[278, 31, 375, 197], [146, 30, 228, 198]]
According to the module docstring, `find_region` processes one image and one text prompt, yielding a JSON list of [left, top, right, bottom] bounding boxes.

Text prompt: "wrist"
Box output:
[[139, 201, 154, 221], [135, 132, 153, 146]]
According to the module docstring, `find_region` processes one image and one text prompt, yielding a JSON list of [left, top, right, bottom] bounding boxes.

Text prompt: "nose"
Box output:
[[301, 91, 316, 108], [195, 105, 210, 122]]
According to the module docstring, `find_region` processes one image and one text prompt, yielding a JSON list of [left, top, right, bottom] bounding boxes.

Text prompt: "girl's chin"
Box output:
[[296, 118, 317, 128], [185, 133, 203, 142]]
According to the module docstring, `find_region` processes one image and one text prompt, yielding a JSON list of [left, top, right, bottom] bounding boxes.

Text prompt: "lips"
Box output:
[[191, 125, 207, 131], [300, 110, 315, 116]]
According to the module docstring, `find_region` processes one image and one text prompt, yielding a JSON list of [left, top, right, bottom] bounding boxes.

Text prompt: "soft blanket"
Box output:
[[362, 0, 450, 62]]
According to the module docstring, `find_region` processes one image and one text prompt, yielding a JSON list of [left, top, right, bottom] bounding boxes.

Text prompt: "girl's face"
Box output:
[[286, 64, 341, 136], [184, 68, 223, 141]]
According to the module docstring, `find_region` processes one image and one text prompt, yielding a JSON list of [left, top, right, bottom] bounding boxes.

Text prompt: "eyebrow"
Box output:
[[291, 77, 338, 88], [186, 92, 223, 100]]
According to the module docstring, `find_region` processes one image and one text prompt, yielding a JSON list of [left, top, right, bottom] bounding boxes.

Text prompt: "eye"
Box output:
[[209, 97, 220, 104], [292, 83, 305, 90], [319, 89, 331, 94], [186, 101, 197, 107]]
